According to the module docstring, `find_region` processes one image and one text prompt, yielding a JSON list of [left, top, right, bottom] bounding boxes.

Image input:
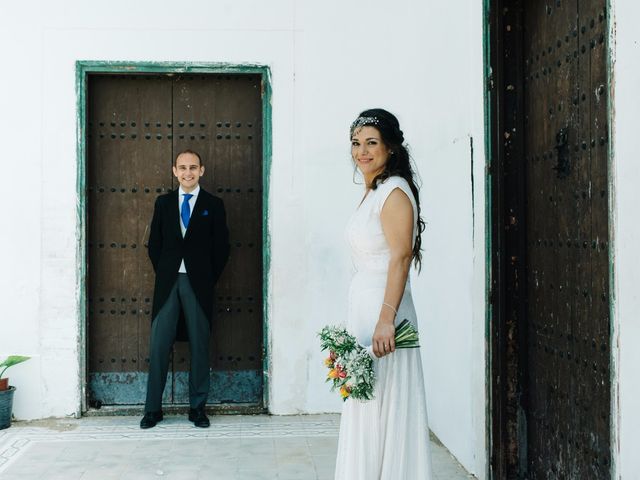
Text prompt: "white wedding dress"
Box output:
[[335, 176, 433, 480]]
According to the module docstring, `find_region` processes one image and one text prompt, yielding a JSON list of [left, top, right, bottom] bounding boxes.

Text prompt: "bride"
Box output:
[[335, 109, 433, 479]]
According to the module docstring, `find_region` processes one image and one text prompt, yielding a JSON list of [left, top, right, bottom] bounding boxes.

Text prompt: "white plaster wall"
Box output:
[[611, 1, 640, 478], [408, 2, 487, 475], [0, 0, 297, 419], [294, 2, 487, 476], [0, 1, 486, 476]]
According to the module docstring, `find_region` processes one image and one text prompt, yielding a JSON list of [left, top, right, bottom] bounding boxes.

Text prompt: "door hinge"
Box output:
[[487, 71, 495, 91]]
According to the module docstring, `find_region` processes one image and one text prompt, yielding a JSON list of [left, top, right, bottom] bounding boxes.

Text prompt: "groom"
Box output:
[[140, 149, 230, 429]]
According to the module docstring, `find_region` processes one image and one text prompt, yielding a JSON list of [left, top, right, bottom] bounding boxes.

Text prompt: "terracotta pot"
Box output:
[[0, 378, 7, 391]]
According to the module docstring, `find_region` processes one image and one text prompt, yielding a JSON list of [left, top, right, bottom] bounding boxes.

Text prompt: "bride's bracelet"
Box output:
[[382, 302, 398, 317]]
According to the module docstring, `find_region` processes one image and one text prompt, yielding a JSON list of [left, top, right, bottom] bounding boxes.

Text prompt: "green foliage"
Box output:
[[394, 319, 420, 348], [318, 326, 375, 401], [0, 356, 30, 379], [318, 326, 358, 357]]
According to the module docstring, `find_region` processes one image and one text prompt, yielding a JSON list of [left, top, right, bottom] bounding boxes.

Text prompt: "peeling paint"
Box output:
[[89, 370, 262, 405]]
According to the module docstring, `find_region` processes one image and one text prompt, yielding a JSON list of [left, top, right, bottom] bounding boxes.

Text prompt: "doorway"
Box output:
[[488, 1, 612, 478], [83, 70, 267, 410]]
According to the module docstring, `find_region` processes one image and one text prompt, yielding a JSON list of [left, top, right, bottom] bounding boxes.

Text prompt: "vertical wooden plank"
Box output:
[[523, 2, 552, 474], [566, 3, 582, 473], [585, 0, 611, 475], [171, 74, 263, 404], [88, 75, 172, 405], [573, 2, 591, 476], [490, 1, 530, 476]]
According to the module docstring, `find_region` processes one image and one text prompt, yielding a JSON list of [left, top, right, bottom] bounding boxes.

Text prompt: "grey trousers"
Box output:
[[144, 274, 210, 412]]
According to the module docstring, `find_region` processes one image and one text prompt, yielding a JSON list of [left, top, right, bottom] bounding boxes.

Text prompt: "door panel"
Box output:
[[171, 74, 264, 404], [87, 74, 264, 407], [522, 1, 610, 477], [491, 0, 611, 477], [88, 76, 173, 405]]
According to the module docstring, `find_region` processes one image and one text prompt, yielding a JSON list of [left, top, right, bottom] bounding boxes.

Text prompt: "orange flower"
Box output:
[[340, 385, 351, 399], [324, 356, 335, 368], [328, 364, 348, 380]]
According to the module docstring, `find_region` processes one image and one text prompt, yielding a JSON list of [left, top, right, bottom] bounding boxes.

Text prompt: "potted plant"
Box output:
[[0, 356, 30, 429]]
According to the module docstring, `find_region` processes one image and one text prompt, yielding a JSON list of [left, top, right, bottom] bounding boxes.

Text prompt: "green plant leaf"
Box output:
[[0, 356, 30, 379]]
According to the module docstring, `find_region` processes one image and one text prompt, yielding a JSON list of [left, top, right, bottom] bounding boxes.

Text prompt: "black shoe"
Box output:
[[188, 408, 210, 428], [140, 411, 163, 429]]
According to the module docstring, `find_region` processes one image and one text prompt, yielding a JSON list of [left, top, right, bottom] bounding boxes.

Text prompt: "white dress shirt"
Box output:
[[178, 185, 200, 273]]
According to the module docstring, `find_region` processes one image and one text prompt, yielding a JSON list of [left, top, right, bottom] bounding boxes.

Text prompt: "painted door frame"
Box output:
[[484, 1, 617, 478], [75, 61, 272, 414]]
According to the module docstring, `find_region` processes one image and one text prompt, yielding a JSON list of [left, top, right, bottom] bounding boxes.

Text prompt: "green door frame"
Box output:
[[75, 61, 272, 414]]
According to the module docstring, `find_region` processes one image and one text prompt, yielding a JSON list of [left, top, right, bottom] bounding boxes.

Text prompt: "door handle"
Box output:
[[552, 127, 571, 179]]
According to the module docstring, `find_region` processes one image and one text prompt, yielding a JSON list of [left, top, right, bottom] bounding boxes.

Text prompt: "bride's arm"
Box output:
[[372, 188, 415, 358]]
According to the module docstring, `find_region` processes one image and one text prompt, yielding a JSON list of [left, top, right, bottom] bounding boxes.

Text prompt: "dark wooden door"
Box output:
[[490, 1, 610, 478], [87, 73, 264, 407]]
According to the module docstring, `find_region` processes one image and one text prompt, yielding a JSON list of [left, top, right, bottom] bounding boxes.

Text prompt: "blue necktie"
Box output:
[[181, 193, 193, 229]]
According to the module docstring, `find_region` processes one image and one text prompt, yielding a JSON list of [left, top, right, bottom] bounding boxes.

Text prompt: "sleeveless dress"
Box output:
[[335, 176, 433, 480]]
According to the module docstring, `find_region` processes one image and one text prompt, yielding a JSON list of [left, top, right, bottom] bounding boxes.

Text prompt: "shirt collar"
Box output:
[[179, 185, 200, 198]]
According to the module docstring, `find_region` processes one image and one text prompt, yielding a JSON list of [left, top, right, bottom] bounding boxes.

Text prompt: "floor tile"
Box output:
[[0, 414, 475, 479]]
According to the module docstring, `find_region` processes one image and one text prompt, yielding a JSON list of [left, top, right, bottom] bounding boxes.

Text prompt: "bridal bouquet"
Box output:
[[318, 319, 420, 402]]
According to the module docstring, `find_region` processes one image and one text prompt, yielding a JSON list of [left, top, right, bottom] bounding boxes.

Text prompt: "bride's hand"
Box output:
[[372, 321, 396, 358]]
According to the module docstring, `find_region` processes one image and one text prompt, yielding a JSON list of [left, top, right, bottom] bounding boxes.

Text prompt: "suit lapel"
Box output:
[[168, 189, 182, 240]]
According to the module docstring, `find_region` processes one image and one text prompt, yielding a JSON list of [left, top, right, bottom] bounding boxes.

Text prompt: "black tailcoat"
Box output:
[[148, 188, 230, 339]]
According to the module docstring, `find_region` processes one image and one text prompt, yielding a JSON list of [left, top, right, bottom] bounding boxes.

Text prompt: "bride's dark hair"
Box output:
[[350, 108, 426, 270]]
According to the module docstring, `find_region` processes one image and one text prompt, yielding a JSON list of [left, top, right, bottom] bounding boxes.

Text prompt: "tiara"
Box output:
[[350, 116, 379, 131]]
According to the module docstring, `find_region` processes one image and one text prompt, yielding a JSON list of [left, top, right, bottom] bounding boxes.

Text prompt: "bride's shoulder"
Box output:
[[378, 175, 411, 192], [375, 176, 416, 211]]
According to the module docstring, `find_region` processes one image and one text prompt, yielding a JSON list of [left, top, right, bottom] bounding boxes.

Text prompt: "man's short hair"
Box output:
[[175, 149, 202, 166]]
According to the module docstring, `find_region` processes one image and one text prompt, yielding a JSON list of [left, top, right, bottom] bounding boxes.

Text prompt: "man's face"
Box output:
[[173, 153, 204, 192]]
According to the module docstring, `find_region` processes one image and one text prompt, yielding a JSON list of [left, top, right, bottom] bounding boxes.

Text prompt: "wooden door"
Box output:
[[490, 1, 611, 478], [87, 73, 264, 408]]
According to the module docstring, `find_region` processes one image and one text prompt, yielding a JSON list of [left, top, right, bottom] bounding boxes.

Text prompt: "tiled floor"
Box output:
[[0, 414, 474, 479]]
